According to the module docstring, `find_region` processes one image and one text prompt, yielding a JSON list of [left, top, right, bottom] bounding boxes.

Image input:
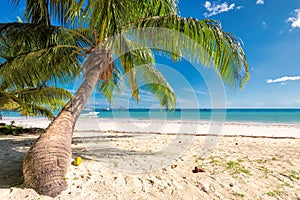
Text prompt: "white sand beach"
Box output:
[[1, 117, 300, 199]]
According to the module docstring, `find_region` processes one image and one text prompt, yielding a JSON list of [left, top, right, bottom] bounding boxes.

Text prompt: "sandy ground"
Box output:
[[0, 118, 300, 200]]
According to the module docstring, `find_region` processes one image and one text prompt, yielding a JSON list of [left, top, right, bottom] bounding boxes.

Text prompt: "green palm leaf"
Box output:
[[137, 64, 176, 109], [129, 16, 249, 89], [102, 36, 176, 108], [0, 86, 72, 119], [98, 68, 125, 104], [12, 0, 73, 26], [69, 0, 178, 43], [0, 23, 91, 88]]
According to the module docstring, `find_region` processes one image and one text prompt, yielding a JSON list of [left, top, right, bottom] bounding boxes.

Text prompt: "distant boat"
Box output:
[[102, 108, 111, 111], [80, 111, 99, 116]]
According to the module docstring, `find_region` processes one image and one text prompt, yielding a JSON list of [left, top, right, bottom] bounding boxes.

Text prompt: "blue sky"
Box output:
[[1, 1, 300, 108], [178, 0, 300, 108]]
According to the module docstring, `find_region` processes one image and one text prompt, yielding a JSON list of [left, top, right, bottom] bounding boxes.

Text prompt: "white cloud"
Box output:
[[256, 0, 264, 5], [287, 9, 300, 30], [204, 1, 235, 17], [236, 6, 244, 10], [266, 76, 300, 83]]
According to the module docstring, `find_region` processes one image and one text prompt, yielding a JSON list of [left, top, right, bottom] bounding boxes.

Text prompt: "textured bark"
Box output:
[[23, 48, 111, 197]]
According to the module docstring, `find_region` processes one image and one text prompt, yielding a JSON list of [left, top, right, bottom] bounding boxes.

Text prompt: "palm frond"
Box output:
[[105, 36, 176, 108], [68, 0, 178, 43], [14, 86, 72, 106], [111, 35, 157, 101], [0, 89, 25, 109], [136, 64, 176, 109], [98, 68, 125, 104], [12, 0, 72, 26], [116, 36, 143, 101], [126, 16, 249, 89], [0, 23, 91, 88], [0, 86, 72, 118], [19, 104, 56, 119]]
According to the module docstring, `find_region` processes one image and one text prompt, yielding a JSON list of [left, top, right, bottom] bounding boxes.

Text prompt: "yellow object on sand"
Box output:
[[73, 157, 82, 166]]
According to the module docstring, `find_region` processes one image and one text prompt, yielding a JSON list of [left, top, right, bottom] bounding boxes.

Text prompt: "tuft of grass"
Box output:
[[282, 181, 293, 188], [225, 160, 251, 175], [194, 156, 205, 163], [209, 156, 219, 164], [197, 163, 205, 171], [8, 176, 24, 187], [267, 190, 280, 196], [258, 166, 271, 177], [0, 124, 23, 135], [288, 170, 300, 180], [0, 124, 44, 135], [113, 162, 118, 168], [235, 192, 245, 197]]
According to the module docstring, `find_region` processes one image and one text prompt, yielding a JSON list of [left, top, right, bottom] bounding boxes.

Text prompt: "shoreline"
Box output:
[[1, 116, 300, 126], [1, 117, 299, 139]]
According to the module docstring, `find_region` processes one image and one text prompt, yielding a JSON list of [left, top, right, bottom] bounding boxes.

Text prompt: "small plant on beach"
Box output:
[[113, 162, 119, 168], [257, 166, 271, 177], [0, 124, 23, 135], [8, 176, 24, 187], [193, 156, 206, 170], [193, 155, 205, 163], [286, 170, 300, 180], [225, 160, 251, 176], [209, 156, 219, 164], [235, 192, 245, 198], [267, 190, 281, 197], [197, 163, 205, 171], [281, 181, 293, 188]]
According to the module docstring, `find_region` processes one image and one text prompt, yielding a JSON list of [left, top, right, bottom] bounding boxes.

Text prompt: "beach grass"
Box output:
[[0, 123, 44, 136]]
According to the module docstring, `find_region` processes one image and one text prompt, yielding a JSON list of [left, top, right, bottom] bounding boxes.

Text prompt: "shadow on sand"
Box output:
[[0, 133, 150, 188], [0, 136, 35, 188]]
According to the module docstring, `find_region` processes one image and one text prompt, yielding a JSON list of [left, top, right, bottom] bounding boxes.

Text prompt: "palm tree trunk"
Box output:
[[23, 48, 110, 197]]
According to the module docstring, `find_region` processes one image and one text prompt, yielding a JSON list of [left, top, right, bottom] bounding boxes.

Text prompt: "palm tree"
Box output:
[[7, 0, 249, 197]]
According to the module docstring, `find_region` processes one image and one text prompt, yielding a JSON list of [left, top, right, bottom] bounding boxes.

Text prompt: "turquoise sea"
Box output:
[[2, 109, 300, 124], [87, 108, 300, 124]]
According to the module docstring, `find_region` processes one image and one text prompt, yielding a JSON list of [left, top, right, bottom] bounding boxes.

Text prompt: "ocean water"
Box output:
[[90, 108, 300, 124], [2, 109, 300, 124]]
